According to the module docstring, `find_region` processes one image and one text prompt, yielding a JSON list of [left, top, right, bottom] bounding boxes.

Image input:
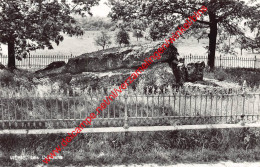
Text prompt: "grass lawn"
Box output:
[[204, 68, 260, 88], [1, 128, 259, 166]]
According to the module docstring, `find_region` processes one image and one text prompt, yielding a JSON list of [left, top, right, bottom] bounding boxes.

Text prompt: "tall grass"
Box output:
[[1, 128, 260, 166], [205, 68, 260, 89]]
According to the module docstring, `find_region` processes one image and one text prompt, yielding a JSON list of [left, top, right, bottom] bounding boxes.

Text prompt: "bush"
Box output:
[[115, 28, 130, 47], [214, 69, 228, 81], [205, 68, 260, 88], [224, 68, 260, 88], [0, 70, 14, 86]]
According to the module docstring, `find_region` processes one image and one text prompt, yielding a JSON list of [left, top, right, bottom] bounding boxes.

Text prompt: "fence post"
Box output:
[[29, 54, 31, 68], [241, 80, 247, 125], [254, 55, 257, 69], [123, 93, 129, 129], [220, 54, 221, 68]]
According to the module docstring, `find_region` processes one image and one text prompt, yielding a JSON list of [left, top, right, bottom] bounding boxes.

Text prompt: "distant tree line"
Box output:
[[76, 17, 116, 31]]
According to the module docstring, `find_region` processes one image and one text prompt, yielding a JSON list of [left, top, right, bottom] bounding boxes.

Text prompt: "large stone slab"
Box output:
[[65, 42, 179, 74], [69, 62, 176, 90]]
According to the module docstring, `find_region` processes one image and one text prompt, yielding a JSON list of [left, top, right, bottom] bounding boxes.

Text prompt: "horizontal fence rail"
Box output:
[[0, 87, 259, 130], [1, 124, 260, 134], [184, 54, 260, 69]]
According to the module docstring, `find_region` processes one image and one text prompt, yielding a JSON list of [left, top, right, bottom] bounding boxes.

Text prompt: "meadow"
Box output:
[[1, 30, 259, 59]]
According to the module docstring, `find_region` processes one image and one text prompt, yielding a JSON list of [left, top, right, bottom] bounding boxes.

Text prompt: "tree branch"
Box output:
[[196, 20, 210, 25]]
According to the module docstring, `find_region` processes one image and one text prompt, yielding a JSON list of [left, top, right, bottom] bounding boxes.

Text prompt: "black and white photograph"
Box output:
[[0, 0, 260, 166]]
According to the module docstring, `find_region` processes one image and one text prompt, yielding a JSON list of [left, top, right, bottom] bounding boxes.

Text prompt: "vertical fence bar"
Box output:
[[147, 93, 149, 117], [189, 94, 192, 116], [252, 94, 255, 121], [168, 93, 171, 116], [44, 98, 47, 124], [68, 97, 70, 120], [231, 94, 233, 122], [7, 98, 10, 127], [184, 93, 186, 117], [179, 91, 181, 116], [194, 93, 197, 117], [220, 94, 223, 121], [220, 55, 222, 68], [199, 93, 202, 117], [135, 94, 138, 118], [236, 91, 239, 120], [152, 91, 154, 118], [62, 98, 64, 121], [242, 93, 245, 118], [56, 98, 59, 121], [108, 96, 110, 119], [162, 89, 165, 115], [74, 96, 76, 120], [210, 93, 213, 118], [29, 54, 31, 68], [205, 93, 208, 117], [124, 94, 128, 128], [1, 98, 4, 128], [225, 94, 229, 123], [215, 93, 218, 122], [33, 97, 36, 127], [173, 93, 176, 116], [258, 94, 260, 120]]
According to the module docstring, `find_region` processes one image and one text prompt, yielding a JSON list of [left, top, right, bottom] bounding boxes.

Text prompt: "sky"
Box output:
[[91, 0, 110, 17]]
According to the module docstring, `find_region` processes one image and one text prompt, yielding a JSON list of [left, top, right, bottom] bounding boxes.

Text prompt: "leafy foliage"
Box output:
[[132, 29, 143, 41], [76, 16, 115, 31], [115, 28, 130, 46], [108, 0, 259, 69], [0, 0, 99, 67]]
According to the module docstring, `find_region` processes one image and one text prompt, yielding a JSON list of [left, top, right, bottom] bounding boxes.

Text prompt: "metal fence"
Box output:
[[184, 54, 260, 69], [0, 87, 259, 129], [0, 54, 74, 69], [1, 54, 260, 70]]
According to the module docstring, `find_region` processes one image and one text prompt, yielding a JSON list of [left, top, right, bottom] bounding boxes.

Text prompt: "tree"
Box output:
[[115, 28, 130, 47], [94, 31, 112, 50], [108, 0, 257, 70], [132, 29, 143, 41], [131, 19, 146, 41], [0, 0, 99, 69], [245, 5, 260, 53]]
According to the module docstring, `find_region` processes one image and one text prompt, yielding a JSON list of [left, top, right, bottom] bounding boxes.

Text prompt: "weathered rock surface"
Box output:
[[172, 61, 205, 84], [35, 61, 66, 77], [70, 62, 176, 89], [35, 66, 66, 78], [186, 61, 205, 82], [34, 42, 205, 90], [65, 42, 178, 74]]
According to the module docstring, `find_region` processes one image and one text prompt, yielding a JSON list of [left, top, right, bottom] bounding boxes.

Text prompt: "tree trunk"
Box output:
[[8, 40, 16, 69], [208, 12, 218, 71]]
